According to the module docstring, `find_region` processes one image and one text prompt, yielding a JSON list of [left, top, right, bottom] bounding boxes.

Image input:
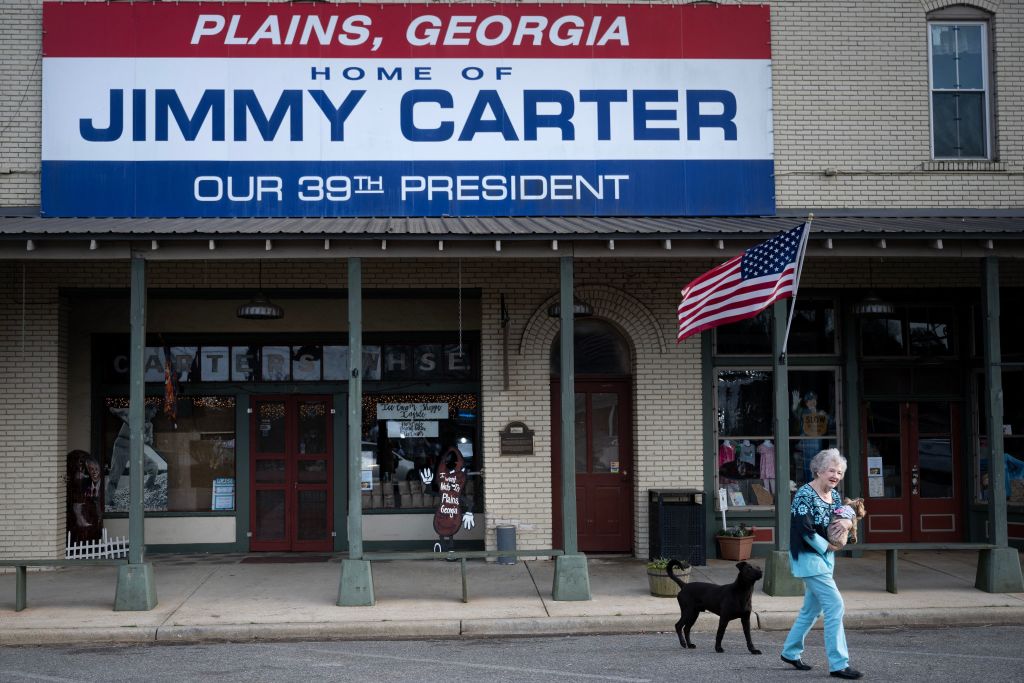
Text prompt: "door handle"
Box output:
[[911, 465, 919, 496], [620, 469, 628, 477]]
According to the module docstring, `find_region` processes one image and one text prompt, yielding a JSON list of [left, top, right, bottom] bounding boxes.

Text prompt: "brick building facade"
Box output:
[[1, 2, 1022, 566]]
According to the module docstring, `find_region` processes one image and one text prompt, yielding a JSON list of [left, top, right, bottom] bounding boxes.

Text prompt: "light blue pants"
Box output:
[[781, 572, 849, 672]]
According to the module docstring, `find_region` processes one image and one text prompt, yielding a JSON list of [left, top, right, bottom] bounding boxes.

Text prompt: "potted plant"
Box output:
[[646, 557, 690, 597], [716, 523, 755, 561]]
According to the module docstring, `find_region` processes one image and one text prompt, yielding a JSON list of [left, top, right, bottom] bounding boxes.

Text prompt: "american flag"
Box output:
[[677, 222, 810, 343]]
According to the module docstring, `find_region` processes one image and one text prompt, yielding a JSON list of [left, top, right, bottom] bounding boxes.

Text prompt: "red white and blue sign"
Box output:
[[41, 3, 774, 218]]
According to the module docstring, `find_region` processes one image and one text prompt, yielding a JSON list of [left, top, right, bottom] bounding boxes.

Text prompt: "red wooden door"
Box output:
[[250, 395, 333, 552], [552, 380, 634, 553], [863, 401, 962, 543]]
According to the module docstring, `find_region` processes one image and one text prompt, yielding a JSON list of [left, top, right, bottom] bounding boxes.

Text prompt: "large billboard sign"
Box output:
[[41, 3, 773, 218]]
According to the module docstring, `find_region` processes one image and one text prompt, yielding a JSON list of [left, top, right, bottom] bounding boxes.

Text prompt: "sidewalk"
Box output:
[[2, 550, 1022, 646]]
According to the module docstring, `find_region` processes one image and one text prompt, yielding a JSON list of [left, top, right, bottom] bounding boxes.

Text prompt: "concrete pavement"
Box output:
[[1, 550, 1022, 646]]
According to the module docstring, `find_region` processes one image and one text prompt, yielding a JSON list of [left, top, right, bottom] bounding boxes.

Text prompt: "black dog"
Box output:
[[667, 559, 763, 654]]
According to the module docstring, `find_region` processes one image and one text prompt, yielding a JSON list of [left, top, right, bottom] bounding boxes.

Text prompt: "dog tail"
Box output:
[[666, 559, 691, 587]]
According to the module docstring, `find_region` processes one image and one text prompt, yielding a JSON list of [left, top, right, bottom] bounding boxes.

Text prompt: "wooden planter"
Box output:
[[647, 565, 690, 597], [717, 535, 754, 561]]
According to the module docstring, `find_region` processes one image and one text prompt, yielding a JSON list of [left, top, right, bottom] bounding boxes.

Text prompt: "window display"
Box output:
[[975, 372, 1024, 506], [360, 393, 481, 513], [716, 370, 774, 508], [101, 395, 236, 513], [789, 370, 838, 487], [715, 367, 840, 508]]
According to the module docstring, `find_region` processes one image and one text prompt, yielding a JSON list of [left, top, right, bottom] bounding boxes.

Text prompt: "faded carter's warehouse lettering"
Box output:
[[41, 3, 773, 217]]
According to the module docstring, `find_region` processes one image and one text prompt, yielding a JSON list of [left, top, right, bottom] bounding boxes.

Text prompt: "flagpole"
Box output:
[[779, 213, 813, 363]]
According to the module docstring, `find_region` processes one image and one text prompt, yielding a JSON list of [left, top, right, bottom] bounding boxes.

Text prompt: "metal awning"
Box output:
[[3, 208, 1023, 259]]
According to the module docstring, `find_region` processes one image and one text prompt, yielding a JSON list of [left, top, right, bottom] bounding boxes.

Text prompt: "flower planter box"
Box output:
[[647, 565, 690, 597], [717, 535, 754, 561]]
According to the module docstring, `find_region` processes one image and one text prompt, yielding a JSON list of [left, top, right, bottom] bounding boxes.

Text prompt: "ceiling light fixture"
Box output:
[[237, 261, 284, 320]]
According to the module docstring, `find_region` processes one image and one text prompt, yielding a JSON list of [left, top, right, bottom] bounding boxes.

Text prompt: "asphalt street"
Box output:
[[1, 625, 1021, 683]]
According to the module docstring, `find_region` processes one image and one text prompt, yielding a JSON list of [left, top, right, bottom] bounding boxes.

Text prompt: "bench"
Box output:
[[0, 559, 128, 611], [362, 549, 564, 603], [848, 543, 997, 594]]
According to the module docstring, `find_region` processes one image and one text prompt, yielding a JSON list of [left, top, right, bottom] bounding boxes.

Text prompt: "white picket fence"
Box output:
[[65, 528, 129, 560]]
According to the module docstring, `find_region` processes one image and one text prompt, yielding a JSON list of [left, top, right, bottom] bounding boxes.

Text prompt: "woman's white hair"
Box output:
[[809, 447, 847, 477]]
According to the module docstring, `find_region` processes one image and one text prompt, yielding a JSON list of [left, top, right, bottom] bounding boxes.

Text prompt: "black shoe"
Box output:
[[829, 667, 863, 680], [781, 655, 812, 671]]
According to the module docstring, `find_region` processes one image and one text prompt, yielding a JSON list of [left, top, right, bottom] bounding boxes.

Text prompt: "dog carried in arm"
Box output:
[[667, 559, 763, 655], [827, 497, 867, 549]]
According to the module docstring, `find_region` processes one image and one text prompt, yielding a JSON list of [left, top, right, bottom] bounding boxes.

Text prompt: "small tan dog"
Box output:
[[827, 497, 866, 549]]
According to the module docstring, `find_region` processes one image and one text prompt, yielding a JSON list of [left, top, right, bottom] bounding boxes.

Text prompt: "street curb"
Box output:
[[4, 606, 1024, 647], [756, 606, 1024, 631], [0, 626, 158, 647], [461, 614, 674, 637], [155, 619, 463, 643]]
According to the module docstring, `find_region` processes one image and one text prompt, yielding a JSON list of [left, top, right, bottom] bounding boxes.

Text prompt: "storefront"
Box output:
[[72, 291, 485, 553], [708, 286, 1024, 552], [2, 3, 1023, 595]]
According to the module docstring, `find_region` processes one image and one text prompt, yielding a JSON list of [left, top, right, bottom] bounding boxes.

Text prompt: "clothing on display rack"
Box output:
[[758, 440, 776, 494], [718, 439, 736, 467]]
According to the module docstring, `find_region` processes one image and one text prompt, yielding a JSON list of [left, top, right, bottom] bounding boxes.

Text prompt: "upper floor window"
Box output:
[[929, 20, 990, 159]]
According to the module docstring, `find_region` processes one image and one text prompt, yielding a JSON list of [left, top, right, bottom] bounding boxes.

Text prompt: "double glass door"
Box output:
[[863, 401, 962, 542], [250, 396, 333, 551]]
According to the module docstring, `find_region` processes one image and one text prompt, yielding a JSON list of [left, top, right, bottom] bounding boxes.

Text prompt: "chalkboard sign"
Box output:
[[500, 421, 535, 456]]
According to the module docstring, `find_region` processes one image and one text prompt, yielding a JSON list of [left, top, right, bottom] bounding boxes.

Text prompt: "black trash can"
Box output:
[[649, 489, 706, 565]]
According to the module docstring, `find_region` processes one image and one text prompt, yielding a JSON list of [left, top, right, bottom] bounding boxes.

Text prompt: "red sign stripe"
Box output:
[[43, 3, 771, 59]]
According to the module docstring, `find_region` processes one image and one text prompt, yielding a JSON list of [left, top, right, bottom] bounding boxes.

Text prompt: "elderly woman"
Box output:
[[780, 448, 863, 680]]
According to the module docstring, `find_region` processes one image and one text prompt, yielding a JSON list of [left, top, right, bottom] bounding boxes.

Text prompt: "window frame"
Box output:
[[927, 19, 992, 160], [972, 369, 1024, 508], [713, 297, 840, 358]]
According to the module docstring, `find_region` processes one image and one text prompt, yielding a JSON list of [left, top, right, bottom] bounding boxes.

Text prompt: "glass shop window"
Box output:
[[975, 372, 1024, 507], [359, 393, 481, 514], [549, 318, 630, 376], [715, 310, 773, 355], [789, 370, 840, 489], [860, 306, 956, 358], [715, 368, 840, 509], [864, 401, 903, 499], [100, 395, 236, 513], [715, 299, 837, 356], [716, 370, 775, 508], [787, 300, 838, 355]]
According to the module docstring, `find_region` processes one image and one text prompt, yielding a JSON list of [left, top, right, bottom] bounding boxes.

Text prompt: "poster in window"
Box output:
[[413, 345, 442, 379], [292, 345, 322, 381], [323, 345, 348, 380], [231, 346, 257, 381], [211, 477, 235, 510], [383, 345, 412, 380], [201, 346, 230, 381], [362, 346, 382, 380], [261, 346, 291, 381], [868, 476, 885, 498], [143, 347, 165, 382], [444, 344, 473, 379], [105, 403, 168, 512]]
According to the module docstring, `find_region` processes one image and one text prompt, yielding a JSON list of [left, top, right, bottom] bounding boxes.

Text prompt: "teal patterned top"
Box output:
[[788, 483, 841, 577]]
